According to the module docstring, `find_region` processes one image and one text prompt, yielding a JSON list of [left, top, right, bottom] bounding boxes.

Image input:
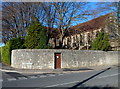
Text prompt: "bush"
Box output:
[[1, 46, 11, 65], [91, 32, 111, 51], [0, 48, 1, 62], [24, 17, 48, 49], [7, 37, 25, 50], [1, 37, 25, 65]]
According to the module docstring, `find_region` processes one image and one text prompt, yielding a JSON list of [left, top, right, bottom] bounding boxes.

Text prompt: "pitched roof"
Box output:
[[45, 27, 60, 38], [65, 13, 113, 36], [48, 13, 113, 38]]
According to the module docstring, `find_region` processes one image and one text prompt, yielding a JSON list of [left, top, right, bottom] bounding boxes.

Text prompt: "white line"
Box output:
[[0, 79, 3, 82], [39, 75, 46, 78], [48, 74, 55, 76], [29, 76, 37, 78], [98, 73, 120, 79], [0, 69, 18, 73], [18, 77, 27, 80], [58, 74, 64, 76], [7, 78, 16, 81], [46, 81, 79, 87]]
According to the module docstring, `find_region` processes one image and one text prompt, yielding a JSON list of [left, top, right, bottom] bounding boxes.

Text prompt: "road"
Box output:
[[1, 66, 119, 89]]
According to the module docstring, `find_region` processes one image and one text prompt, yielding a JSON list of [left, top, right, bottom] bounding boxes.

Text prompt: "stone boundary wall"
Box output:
[[11, 49, 119, 69]]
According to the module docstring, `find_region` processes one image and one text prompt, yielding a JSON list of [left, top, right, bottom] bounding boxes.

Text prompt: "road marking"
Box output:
[[0, 79, 3, 82], [18, 77, 27, 80], [58, 74, 63, 76], [7, 78, 16, 81], [39, 75, 46, 78], [29, 76, 37, 79], [48, 74, 55, 77], [98, 73, 120, 79], [46, 81, 79, 87], [0, 69, 18, 73]]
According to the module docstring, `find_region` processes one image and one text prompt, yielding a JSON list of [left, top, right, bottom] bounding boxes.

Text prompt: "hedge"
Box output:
[[1, 37, 25, 65], [1, 45, 11, 65], [0, 47, 2, 62]]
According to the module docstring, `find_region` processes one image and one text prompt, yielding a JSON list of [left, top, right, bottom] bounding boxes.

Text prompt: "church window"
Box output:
[[80, 34, 84, 45], [88, 33, 91, 44], [96, 31, 99, 37], [73, 43, 76, 47]]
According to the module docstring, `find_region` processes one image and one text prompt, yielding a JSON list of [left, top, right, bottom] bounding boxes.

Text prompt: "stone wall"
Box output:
[[11, 49, 119, 69]]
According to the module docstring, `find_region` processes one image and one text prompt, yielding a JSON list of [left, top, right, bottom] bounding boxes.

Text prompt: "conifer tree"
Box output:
[[91, 32, 111, 51], [24, 17, 48, 49]]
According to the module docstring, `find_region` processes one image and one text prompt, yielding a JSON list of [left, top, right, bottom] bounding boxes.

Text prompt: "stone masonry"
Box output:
[[11, 49, 119, 69]]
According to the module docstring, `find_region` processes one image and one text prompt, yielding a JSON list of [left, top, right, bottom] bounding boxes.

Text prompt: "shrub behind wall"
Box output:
[[24, 17, 49, 49], [0, 48, 1, 62], [1, 45, 11, 65], [91, 32, 111, 51], [1, 37, 25, 65]]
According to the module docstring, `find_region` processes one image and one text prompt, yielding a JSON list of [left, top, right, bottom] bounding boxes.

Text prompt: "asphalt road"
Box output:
[[1, 66, 119, 89]]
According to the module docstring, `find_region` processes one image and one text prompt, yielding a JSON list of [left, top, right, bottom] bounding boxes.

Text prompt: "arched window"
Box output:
[[92, 32, 95, 39], [88, 33, 91, 44], [67, 37, 71, 48], [96, 31, 99, 37], [76, 35, 79, 43], [73, 43, 76, 47], [80, 34, 83, 45], [101, 28, 104, 32], [67, 38, 70, 44]]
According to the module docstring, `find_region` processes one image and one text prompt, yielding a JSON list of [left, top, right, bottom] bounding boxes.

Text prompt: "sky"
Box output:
[[0, 43, 5, 47]]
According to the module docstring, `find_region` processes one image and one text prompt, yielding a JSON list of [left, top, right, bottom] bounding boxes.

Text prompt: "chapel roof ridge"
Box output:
[[69, 12, 113, 31]]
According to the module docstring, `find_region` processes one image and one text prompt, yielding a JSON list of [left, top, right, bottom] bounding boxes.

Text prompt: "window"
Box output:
[[80, 34, 84, 45], [96, 31, 99, 37], [88, 33, 91, 44]]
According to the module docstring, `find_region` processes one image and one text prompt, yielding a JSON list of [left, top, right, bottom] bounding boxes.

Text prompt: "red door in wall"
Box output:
[[54, 53, 61, 69]]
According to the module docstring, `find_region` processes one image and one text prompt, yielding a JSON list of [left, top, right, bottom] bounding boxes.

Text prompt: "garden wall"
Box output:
[[11, 49, 119, 69]]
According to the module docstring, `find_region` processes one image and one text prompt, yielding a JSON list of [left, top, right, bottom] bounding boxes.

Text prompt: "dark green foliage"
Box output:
[[1, 37, 25, 65], [24, 17, 48, 49], [7, 37, 25, 50], [0, 48, 1, 62], [1, 46, 11, 65], [91, 32, 111, 51]]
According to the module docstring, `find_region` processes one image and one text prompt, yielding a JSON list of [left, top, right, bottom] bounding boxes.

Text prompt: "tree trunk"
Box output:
[[59, 35, 64, 48]]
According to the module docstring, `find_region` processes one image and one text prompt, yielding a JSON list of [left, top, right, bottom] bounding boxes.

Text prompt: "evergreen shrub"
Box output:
[[1, 37, 25, 65], [91, 32, 111, 51], [24, 17, 48, 49]]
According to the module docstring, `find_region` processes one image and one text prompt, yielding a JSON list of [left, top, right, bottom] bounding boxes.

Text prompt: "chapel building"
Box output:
[[49, 13, 119, 50]]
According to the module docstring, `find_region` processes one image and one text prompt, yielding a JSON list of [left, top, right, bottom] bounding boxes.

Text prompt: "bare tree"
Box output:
[[40, 2, 57, 45], [50, 2, 93, 48], [2, 2, 43, 43], [40, 2, 99, 48]]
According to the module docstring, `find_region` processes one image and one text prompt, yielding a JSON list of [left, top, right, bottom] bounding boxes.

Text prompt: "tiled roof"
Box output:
[[45, 27, 60, 38], [50, 28, 60, 38], [65, 13, 113, 36], [48, 13, 113, 38]]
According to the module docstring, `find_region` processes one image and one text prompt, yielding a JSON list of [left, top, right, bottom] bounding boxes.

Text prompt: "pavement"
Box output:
[[0, 62, 117, 75]]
